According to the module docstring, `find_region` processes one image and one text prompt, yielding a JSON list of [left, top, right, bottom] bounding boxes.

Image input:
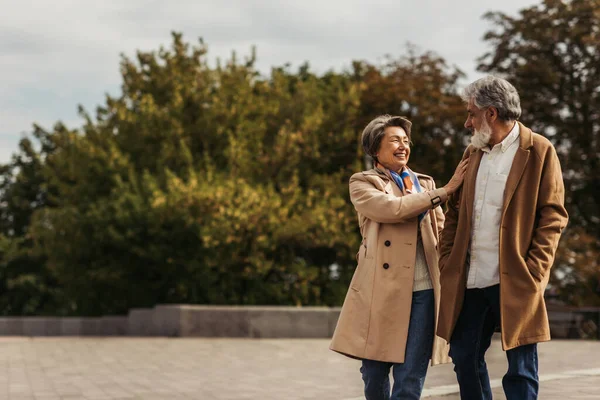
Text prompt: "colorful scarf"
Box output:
[[389, 168, 427, 223]]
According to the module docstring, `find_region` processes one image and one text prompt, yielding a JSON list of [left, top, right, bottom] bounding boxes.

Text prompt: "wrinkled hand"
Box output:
[[443, 158, 469, 195]]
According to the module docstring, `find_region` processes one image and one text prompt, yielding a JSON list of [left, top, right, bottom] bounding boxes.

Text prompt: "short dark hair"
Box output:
[[361, 115, 412, 164]]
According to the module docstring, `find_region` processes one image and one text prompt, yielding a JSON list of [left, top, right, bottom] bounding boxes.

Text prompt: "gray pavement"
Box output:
[[0, 337, 598, 399]]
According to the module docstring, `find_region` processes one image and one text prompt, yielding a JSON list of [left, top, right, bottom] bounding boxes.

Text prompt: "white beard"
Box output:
[[470, 118, 492, 149]]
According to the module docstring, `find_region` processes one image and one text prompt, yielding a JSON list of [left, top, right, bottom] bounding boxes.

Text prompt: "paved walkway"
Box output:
[[418, 369, 600, 399], [0, 337, 598, 399]]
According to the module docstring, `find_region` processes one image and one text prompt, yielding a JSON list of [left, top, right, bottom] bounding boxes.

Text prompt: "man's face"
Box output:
[[376, 126, 411, 172], [465, 100, 492, 149]]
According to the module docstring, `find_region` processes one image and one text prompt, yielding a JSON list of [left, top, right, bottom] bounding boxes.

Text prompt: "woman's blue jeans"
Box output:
[[360, 289, 434, 400]]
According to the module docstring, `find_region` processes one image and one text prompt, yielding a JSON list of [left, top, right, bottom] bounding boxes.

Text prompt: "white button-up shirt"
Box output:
[[467, 122, 520, 289]]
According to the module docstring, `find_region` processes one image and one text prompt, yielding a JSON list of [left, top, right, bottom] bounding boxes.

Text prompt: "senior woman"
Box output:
[[330, 115, 468, 400]]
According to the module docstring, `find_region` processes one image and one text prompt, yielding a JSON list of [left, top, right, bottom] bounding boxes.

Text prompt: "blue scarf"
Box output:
[[389, 168, 427, 223]]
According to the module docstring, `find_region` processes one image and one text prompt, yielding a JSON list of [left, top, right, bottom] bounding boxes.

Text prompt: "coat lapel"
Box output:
[[464, 150, 483, 227], [503, 148, 529, 210], [503, 122, 533, 210], [418, 177, 432, 229], [376, 168, 404, 197]]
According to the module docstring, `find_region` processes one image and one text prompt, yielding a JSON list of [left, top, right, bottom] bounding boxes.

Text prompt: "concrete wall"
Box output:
[[0, 306, 341, 337], [177, 306, 340, 338], [0, 305, 596, 339], [548, 307, 600, 340], [0, 316, 128, 336]]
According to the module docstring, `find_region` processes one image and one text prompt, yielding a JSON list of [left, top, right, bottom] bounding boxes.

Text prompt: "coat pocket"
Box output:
[[363, 242, 373, 259], [514, 256, 543, 292], [525, 258, 544, 291], [350, 244, 371, 292], [350, 262, 369, 292]]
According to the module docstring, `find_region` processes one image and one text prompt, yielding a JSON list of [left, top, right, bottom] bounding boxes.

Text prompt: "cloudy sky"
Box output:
[[0, 0, 538, 164]]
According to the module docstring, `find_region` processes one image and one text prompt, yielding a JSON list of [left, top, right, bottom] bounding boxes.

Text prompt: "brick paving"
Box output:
[[0, 337, 598, 399], [426, 375, 600, 400]]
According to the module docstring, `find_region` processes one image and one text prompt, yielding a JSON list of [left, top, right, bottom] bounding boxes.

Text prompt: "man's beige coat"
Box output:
[[437, 122, 569, 350], [330, 168, 451, 365]]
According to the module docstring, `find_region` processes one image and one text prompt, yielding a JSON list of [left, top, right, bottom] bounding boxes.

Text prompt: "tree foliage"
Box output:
[[0, 33, 466, 315], [4, 3, 597, 315], [353, 48, 468, 182]]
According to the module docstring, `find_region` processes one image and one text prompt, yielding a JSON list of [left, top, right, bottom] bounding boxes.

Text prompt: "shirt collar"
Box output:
[[483, 122, 520, 153]]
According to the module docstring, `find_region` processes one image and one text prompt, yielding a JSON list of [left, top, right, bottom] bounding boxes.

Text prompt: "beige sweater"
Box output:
[[413, 227, 433, 291]]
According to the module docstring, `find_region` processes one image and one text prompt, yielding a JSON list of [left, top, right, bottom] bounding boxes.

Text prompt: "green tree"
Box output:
[[0, 127, 62, 315], [1, 33, 508, 315], [26, 33, 363, 314], [352, 47, 467, 186]]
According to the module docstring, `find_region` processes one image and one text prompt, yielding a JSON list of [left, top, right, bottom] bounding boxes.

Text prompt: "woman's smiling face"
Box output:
[[376, 126, 411, 172]]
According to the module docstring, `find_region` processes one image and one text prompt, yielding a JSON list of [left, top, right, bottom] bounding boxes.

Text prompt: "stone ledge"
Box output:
[[0, 306, 342, 337], [0, 305, 596, 339]]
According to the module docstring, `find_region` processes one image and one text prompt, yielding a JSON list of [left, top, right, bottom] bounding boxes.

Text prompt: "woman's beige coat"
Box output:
[[330, 167, 451, 365]]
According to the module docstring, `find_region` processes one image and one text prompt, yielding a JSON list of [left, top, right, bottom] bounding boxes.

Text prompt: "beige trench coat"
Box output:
[[437, 122, 569, 350], [330, 167, 451, 365]]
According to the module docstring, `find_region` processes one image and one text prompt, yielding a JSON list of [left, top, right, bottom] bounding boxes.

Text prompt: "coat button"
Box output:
[[383, 263, 390, 269], [384, 240, 391, 247]]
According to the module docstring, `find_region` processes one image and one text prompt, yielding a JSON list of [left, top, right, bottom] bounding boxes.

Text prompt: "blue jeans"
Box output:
[[360, 289, 434, 400], [449, 284, 539, 400]]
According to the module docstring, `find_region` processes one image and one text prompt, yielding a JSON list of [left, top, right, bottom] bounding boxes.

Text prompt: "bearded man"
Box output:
[[437, 76, 568, 400]]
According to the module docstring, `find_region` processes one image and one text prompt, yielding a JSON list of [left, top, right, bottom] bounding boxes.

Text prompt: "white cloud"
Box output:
[[0, 0, 537, 164]]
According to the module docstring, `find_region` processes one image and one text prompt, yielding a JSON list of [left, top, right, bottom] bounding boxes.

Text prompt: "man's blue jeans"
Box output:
[[360, 289, 434, 400], [449, 284, 539, 400]]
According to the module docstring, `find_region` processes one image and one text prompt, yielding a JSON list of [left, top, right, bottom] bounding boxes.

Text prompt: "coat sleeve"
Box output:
[[349, 173, 448, 224], [525, 146, 569, 281], [434, 199, 445, 239], [438, 150, 471, 271], [424, 177, 445, 238], [438, 188, 460, 271]]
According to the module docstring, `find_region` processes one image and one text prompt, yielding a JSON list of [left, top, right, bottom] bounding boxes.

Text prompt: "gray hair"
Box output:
[[462, 76, 521, 121], [361, 115, 412, 164]]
